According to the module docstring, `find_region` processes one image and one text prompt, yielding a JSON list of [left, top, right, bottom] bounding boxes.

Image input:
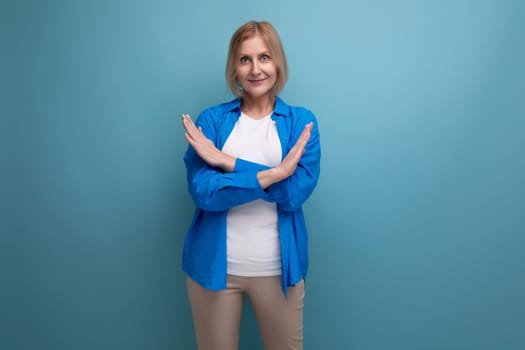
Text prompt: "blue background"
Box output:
[[4, 0, 524, 349]]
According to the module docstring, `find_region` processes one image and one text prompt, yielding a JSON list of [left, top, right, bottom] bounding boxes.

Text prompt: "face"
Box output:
[[236, 35, 277, 100]]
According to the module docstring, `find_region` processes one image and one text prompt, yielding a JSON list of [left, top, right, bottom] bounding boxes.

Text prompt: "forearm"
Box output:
[[212, 151, 236, 173], [257, 167, 285, 190]]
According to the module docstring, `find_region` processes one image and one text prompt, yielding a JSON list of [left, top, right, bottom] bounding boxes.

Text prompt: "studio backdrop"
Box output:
[[4, 0, 524, 349]]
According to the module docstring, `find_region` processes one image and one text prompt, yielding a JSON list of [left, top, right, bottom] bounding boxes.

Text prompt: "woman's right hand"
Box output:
[[182, 114, 236, 172]]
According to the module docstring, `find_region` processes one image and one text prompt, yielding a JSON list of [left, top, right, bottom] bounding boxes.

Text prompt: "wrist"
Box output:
[[257, 167, 283, 189], [217, 151, 235, 172], [271, 166, 285, 183]]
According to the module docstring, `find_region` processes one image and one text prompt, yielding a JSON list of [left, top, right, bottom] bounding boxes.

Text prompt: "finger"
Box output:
[[182, 114, 195, 129], [301, 123, 313, 138], [182, 114, 197, 129], [287, 143, 305, 162], [182, 115, 201, 138], [186, 118, 202, 136], [181, 114, 193, 124], [184, 132, 195, 146], [181, 114, 192, 130], [298, 124, 312, 146], [289, 124, 313, 158]]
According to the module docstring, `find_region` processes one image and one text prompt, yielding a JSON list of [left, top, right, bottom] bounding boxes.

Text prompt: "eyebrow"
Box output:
[[239, 51, 271, 57]]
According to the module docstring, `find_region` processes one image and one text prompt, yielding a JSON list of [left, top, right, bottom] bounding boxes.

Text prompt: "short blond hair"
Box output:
[[225, 21, 288, 96]]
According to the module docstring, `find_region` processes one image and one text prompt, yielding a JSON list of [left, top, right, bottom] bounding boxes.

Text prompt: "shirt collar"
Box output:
[[223, 96, 291, 117]]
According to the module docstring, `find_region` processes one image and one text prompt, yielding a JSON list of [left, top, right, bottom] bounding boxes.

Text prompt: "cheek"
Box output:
[[269, 67, 278, 80], [268, 64, 278, 77], [236, 66, 248, 78]]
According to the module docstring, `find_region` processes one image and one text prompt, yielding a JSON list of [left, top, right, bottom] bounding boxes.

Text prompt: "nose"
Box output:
[[251, 61, 261, 75]]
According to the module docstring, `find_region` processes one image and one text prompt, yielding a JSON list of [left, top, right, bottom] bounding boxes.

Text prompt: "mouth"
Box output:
[[248, 78, 267, 84]]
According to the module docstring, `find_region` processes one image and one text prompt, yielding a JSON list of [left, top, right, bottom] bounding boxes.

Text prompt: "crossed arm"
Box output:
[[181, 114, 313, 189]]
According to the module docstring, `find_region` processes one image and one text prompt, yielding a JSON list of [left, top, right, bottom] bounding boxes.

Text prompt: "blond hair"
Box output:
[[225, 21, 288, 96]]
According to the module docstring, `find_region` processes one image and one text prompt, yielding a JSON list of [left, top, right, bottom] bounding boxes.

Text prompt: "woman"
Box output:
[[181, 20, 320, 350]]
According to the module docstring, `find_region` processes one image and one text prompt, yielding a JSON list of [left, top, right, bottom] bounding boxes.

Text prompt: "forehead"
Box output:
[[238, 34, 270, 54]]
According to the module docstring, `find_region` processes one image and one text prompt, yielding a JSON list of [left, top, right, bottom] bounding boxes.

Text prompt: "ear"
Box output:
[[236, 79, 244, 95]]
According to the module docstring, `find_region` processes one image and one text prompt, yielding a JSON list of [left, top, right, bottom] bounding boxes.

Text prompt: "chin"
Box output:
[[244, 87, 274, 99]]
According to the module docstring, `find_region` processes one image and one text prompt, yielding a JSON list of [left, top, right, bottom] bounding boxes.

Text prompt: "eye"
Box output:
[[260, 54, 270, 61], [240, 56, 250, 64]]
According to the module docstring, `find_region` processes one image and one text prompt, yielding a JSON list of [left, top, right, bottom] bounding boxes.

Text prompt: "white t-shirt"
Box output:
[[221, 111, 282, 276]]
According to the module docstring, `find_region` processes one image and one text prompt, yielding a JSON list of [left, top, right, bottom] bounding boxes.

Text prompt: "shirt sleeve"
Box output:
[[183, 109, 271, 212], [265, 110, 321, 212]]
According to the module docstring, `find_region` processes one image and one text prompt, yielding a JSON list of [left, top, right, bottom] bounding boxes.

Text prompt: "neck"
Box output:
[[240, 94, 275, 119]]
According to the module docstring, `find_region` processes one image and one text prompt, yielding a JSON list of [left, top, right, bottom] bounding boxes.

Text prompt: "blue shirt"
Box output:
[[182, 96, 321, 295]]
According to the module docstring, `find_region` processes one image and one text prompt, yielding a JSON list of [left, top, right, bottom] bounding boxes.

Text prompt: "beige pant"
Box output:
[[187, 275, 304, 350]]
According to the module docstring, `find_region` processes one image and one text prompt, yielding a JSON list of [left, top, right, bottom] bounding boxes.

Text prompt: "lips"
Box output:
[[248, 78, 266, 84]]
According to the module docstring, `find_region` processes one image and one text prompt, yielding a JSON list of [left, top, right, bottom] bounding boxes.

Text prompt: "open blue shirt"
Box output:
[[182, 97, 321, 295]]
